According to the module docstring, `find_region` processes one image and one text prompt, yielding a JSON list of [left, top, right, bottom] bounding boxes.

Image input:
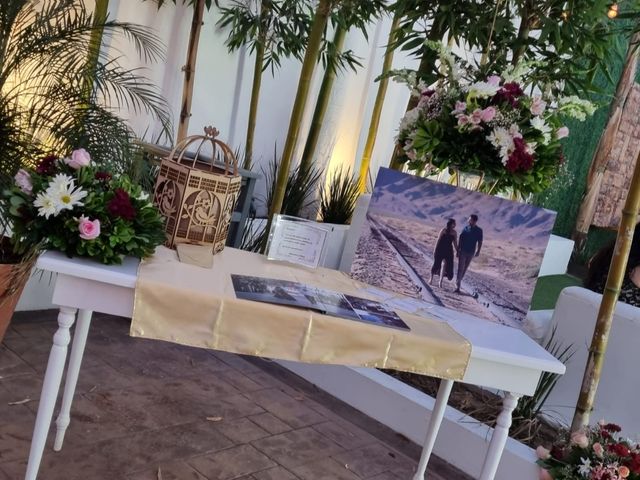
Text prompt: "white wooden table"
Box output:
[[24, 251, 565, 480]]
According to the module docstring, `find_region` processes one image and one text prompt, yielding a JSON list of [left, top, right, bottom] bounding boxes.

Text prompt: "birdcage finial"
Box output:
[[204, 126, 219, 138]]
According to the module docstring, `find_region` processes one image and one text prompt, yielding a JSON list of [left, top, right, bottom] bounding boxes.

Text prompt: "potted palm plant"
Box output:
[[0, 0, 172, 342], [318, 168, 359, 269]]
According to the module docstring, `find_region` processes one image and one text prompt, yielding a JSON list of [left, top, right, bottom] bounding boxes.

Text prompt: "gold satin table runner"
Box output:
[[131, 246, 472, 380]]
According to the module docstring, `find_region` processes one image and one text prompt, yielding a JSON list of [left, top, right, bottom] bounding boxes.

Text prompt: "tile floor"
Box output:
[[0, 311, 471, 480]]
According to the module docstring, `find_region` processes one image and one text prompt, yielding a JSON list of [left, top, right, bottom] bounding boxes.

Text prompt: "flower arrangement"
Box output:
[[395, 43, 596, 194], [3, 149, 166, 265], [537, 422, 640, 480]]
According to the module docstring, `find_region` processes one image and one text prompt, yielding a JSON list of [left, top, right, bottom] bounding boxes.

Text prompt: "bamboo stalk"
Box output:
[[177, 0, 206, 141], [266, 0, 332, 228], [511, 0, 532, 65], [82, 0, 109, 103], [571, 149, 640, 432], [243, 39, 265, 170], [357, 11, 401, 194], [298, 23, 347, 174], [573, 32, 640, 249]]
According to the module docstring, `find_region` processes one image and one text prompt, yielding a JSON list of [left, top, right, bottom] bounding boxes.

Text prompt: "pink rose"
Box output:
[[539, 468, 553, 480], [470, 109, 483, 125], [530, 96, 547, 116], [65, 148, 91, 169], [556, 126, 569, 139], [457, 114, 470, 126], [593, 442, 604, 458], [452, 101, 467, 115], [14, 168, 32, 194], [78, 216, 100, 240], [487, 75, 501, 86], [480, 106, 496, 122], [570, 431, 589, 449], [536, 446, 551, 460]]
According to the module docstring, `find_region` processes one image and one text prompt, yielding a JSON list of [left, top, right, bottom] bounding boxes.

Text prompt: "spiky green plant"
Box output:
[[242, 150, 321, 253], [514, 326, 575, 421], [0, 0, 172, 195], [319, 168, 359, 225]]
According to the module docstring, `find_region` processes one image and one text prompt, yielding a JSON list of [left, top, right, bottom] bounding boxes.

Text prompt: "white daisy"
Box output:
[[52, 183, 87, 213], [47, 173, 75, 193], [33, 192, 58, 219]]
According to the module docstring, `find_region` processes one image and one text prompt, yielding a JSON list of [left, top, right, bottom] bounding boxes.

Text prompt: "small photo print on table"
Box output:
[[231, 274, 410, 331]]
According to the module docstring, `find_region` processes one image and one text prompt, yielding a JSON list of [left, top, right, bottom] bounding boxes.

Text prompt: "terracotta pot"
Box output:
[[0, 262, 29, 343]]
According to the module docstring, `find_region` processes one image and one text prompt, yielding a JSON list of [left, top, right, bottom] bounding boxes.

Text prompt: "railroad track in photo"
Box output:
[[366, 214, 525, 327]]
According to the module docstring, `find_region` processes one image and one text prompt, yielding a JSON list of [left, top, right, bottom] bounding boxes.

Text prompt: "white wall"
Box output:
[[104, 3, 417, 208]]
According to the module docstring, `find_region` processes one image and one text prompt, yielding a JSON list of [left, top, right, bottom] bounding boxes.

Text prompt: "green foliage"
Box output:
[[392, 0, 640, 95], [320, 0, 388, 73], [3, 155, 166, 264], [514, 326, 575, 421], [0, 0, 172, 217], [240, 151, 321, 252], [263, 152, 321, 218], [217, 0, 313, 73], [319, 168, 359, 225]]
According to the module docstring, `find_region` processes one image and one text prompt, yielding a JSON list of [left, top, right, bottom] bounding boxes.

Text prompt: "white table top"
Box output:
[[37, 250, 565, 376]]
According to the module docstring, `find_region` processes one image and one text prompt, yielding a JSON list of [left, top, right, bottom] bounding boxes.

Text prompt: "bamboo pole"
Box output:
[[298, 23, 347, 174], [571, 149, 640, 432], [356, 11, 401, 194], [267, 0, 332, 227], [82, 0, 109, 103], [177, 0, 206, 141], [243, 39, 265, 170], [573, 32, 640, 250]]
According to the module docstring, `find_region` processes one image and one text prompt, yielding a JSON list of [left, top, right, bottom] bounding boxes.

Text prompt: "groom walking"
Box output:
[[455, 214, 483, 293]]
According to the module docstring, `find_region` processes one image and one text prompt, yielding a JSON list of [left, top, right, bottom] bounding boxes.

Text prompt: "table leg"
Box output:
[[412, 379, 454, 480], [478, 391, 521, 480], [53, 309, 93, 452], [24, 307, 77, 480]]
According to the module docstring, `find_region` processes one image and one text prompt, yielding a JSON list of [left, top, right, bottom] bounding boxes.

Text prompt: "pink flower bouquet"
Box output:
[[537, 422, 640, 480], [2, 149, 166, 264], [395, 42, 596, 195]]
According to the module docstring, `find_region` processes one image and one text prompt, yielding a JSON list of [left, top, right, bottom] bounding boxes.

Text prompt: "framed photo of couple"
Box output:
[[350, 168, 557, 329]]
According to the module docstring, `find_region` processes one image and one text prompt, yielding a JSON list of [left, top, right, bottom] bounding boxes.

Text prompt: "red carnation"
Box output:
[[607, 443, 631, 457], [36, 155, 58, 175], [628, 453, 640, 473], [603, 423, 622, 433], [107, 188, 136, 221], [493, 82, 524, 107], [95, 171, 112, 182], [505, 137, 534, 173], [550, 445, 566, 460]]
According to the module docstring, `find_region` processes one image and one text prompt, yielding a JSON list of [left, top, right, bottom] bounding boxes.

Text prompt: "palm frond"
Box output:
[[0, 0, 173, 189]]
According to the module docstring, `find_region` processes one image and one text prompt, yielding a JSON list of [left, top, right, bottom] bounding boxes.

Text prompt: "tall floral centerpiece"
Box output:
[[3, 149, 166, 265], [395, 43, 596, 195]]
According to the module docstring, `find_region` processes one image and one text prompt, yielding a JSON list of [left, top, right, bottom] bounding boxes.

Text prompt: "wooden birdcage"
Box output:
[[153, 126, 242, 254]]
